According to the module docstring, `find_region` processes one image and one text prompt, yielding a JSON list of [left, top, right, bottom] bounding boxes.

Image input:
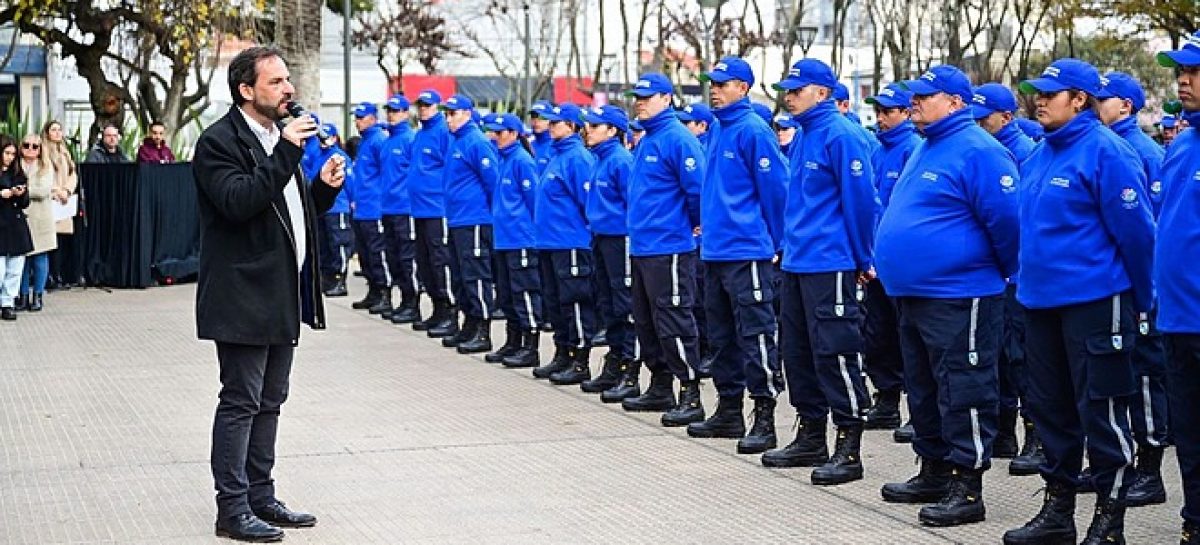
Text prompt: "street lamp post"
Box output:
[[796, 25, 819, 58], [697, 0, 726, 102], [524, 1, 532, 111]]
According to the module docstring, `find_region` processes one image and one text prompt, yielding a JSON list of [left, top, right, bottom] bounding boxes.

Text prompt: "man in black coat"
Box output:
[[193, 45, 345, 543]]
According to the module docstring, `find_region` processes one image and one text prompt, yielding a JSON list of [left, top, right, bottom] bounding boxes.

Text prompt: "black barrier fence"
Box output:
[[78, 163, 200, 289]]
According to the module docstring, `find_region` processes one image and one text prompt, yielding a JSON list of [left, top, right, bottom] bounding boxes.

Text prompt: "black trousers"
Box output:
[[592, 235, 635, 360], [210, 342, 294, 520], [862, 277, 904, 393], [319, 213, 354, 278], [540, 248, 597, 348], [382, 214, 418, 304], [414, 217, 454, 305], [895, 295, 1003, 471], [495, 249, 542, 331], [1167, 334, 1200, 525], [449, 225, 494, 320], [705, 259, 783, 399], [1000, 284, 1027, 414], [1130, 309, 1170, 448], [352, 219, 390, 290], [1025, 293, 1137, 500], [779, 271, 869, 427], [50, 217, 85, 284], [631, 252, 702, 381]]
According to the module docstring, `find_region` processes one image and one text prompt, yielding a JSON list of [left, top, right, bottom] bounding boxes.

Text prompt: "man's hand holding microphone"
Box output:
[[280, 104, 345, 189]]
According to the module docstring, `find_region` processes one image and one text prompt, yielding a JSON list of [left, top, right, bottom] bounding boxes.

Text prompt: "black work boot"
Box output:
[[14, 294, 26, 311], [502, 331, 541, 368], [550, 347, 592, 385], [29, 293, 42, 311], [811, 425, 864, 485], [1126, 445, 1167, 507], [864, 388, 902, 430], [390, 297, 421, 324], [1081, 496, 1127, 545], [441, 316, 472, 347], [893, 419, 915, 443], [1002, 481, 1077, 545], [600, 360, 642, 403], [324, 274, 348, 297], [993, 407, 1020, 458], [367, 288, 392, 315], [919, 466, 987, 527], [661, 379, 705, 427], [687, 396, 745, 439], [621, 372, 675, 412], [485, 323, 522, 363], [351, 286, 381, 310], [413, 299, 446, 331], [427, 307, 460, 339], [457, 319, 493, 354], [532, 345, 573, 379], [581, 352, 623, 393], [1182, 521, 1200, 544], [1009, 418, 1045, 476], [737, 397, 777, 454], [882, 457, 952, 503], [762, 417, 828, 468]]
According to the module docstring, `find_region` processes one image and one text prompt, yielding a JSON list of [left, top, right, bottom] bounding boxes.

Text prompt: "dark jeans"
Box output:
[[211, 342, 294, 519]]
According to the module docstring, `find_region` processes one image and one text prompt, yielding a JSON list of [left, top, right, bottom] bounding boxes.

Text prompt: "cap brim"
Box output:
[[624, 89, 659, 98], [969, 104, 999, 120], [865, 96, 905, 108], [1018, 78, 1070, 95], [580, 113, 607, 125], [899, 79, 940, 96], [483, 123, 508, 131], [416, 100, 438, 106], [700, 72, 738, 84], [1158, 49, 1200, 68], [772, 78, 810, 91]]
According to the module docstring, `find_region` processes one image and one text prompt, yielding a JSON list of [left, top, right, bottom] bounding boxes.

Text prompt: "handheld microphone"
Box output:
[[285, 101, 332, 141]]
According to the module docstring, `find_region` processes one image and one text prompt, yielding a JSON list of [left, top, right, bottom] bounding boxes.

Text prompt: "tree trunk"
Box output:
[[276, 0, 324, 110]]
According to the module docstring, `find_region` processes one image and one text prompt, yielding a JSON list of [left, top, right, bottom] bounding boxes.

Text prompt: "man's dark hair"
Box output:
[[227, 46, 286, 105], [149, 120, 166, 130], [102, 123, 121, 135]]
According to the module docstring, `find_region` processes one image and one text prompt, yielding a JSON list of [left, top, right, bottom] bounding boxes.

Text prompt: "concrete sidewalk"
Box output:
[[0, 284, 1183, 544]]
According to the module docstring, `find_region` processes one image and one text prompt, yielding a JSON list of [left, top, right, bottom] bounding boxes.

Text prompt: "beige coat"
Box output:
[[22, 160, 57, 254], [45, 144, 77, 234]]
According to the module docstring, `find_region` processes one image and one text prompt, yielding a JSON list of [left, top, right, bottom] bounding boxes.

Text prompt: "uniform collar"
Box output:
[[641, 107, 678, 134], [920, 108, 974, 141], [795, 99, 838, 131], [1044, 109, 1099, 149], [551, 133, 583, 151], [877, 119, 916, 148], [591, 137, 622, 159], [712, 97, 752, 124]]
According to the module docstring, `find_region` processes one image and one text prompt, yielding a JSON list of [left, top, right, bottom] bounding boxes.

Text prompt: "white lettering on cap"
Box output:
[[1185, 33, 1200, 48], [420, 92, 431, 99], [715, 62, 728, 71], [788, 68, 800, 77], [880, 88, 895, 97], [637, 80, 651, 88], [972, 94, 987, 105], [921, 72, 936, 81], [1043, 66, 1061, 78]]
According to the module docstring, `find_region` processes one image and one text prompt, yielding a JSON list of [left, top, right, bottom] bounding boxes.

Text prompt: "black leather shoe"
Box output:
[[253, 500, 317, 528], [0, 307, 15, 321], [215, 513, 284, 542]]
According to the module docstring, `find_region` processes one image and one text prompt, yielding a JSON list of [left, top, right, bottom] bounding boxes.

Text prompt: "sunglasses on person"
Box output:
[[21, 142, 39, 150]]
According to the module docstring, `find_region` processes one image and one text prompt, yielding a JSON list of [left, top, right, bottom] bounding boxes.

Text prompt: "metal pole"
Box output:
[[524, 1, 532, 110], [343, 0, 351, 133]]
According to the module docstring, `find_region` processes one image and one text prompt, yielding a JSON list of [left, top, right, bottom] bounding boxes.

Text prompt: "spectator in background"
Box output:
[[137, 121, 176, 164], [41, 120, 80, 289], [0, 135, 33, 321], [16, 133, 55, 312], [85, 124, 131, 163]]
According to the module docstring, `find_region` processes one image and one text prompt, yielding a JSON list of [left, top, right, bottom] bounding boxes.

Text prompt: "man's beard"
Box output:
[[252, 96, 286, 122]]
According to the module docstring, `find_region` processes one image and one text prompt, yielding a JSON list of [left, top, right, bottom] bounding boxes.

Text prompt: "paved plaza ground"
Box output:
[[0, 284, 1185, 544]]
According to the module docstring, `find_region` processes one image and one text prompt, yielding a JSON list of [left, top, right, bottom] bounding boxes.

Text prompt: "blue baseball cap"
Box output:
[[320, 123, 338, 138], [1158, 30, 1200, 68], [969, 83, 1019, 119], [901, 65, 973, 101], [529, 100, 554, 118], [629, 119, 644, 132], [773, 59, 838, 91], [1161, 116, 1179, 129], [479, 112, 498, 126], [834, 82, 850, 101], [700, 57, 755, 85], [543, 103, 583, 124], [865, 83, 913, 109], [385, 95, 411, 111], [625, 73, 674, 98], [751, 103, 773, 125], [1019, 58, 1101, 96], [352, 102, 377, 118], [1099, 72, 1146, 111], [581, 105, 630, 133], [676, 103, 714, 125], [1015, 118, 1044, 140], [441, 94, 474, 111], [485, 113, 524, 133], [773, 114, 798, 129], [415, 89, 442, 106]]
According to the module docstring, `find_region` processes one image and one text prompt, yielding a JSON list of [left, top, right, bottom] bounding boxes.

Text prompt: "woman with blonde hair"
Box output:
[[40, 120, 79, 288], [15, 132, 56, 311]]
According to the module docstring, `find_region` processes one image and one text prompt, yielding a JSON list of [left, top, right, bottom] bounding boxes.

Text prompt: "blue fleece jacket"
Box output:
[[443, 122, 498, 228], [781, 100, 877, 273], [701, 98, 788, 261], [408, 113, 453, 219], [627, 108, 705, 257], [875, 108, 1020, 298], [1017, 110, 1156, 311], [346, 124, 387, 220], [303, 142, 351, 215], [531, 130, 555, 175], [381, 121, 415, 215], [1110, 116, 1166, 217], [492, 141, 539, 250], [1156, 112, 1200, 333], [992, 121, 1037, 165], [586, 137, 634, 236], [535, 134, 595, 250], [872, 120, 921, 209]]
